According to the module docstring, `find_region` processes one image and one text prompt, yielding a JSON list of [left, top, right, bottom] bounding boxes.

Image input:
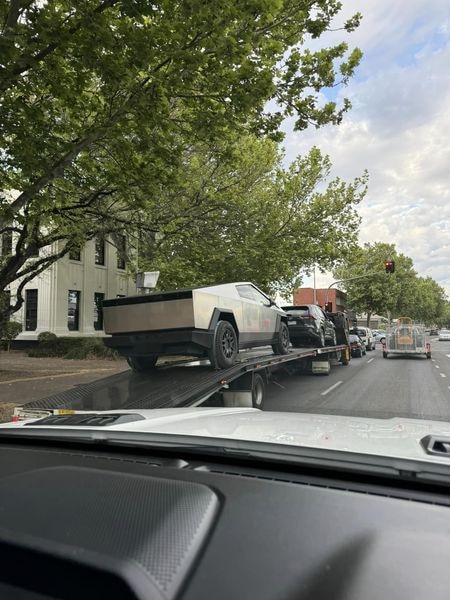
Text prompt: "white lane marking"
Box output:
[[367, 358, 374, 364], [435, 365, 440, 369], [440, 373, 447, 378], [432, 359, 436, 362], [446, 354, 450, 358], [321, 381, 343, 396], [272, 380, 287, 390]]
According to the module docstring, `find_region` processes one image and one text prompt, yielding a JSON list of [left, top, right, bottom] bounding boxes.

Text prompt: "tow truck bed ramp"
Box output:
[[14, 346, 349, 419]]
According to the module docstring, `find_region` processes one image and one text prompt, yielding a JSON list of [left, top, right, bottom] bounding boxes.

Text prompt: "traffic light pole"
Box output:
[[325, 271, 386, 307]]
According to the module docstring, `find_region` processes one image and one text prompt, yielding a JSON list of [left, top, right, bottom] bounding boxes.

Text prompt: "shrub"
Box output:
[[28, 335, 119, 360], [1, 321, 23, 351]]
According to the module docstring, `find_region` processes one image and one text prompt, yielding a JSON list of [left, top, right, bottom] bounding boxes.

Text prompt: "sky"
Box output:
[[282, 0, 450, 295]]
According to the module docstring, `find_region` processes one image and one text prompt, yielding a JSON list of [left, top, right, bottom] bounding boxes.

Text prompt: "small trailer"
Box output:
[[382, 317, 431, 359]]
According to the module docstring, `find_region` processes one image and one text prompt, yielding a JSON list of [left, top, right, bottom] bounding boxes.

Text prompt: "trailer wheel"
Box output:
[[426, 352, 431, 359], [272, 321, 290, 355], [252, 373, 266, 408], [127, 355, 158, 371], [383, 351, 388, 359], [209, 320, 238, 369]]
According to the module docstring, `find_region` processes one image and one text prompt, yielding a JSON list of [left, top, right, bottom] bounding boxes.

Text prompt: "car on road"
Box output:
[[438, 329, 450, 341], [103, 282, 290, 370], [281, 304, 336, 348], [350, 326, 374, 350], [349, 333, 366, 357], [373, 330, 386, 344]]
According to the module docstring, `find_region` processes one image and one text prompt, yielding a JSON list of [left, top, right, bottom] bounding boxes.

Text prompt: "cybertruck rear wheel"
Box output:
[[126, 355, 158, 372]]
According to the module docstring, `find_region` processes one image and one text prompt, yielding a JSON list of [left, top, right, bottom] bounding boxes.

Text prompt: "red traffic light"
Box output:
[[384, 260, 395, 273]]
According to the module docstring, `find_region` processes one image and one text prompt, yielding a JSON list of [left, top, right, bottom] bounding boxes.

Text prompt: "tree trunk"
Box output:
[[366, 312, 372, 327]]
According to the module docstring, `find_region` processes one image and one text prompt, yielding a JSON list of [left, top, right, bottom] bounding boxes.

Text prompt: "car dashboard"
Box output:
[[0, 437, 450, 599]]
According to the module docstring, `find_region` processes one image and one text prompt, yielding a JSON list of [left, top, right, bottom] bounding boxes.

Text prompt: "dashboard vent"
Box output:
[[421, 435, 450, 456]]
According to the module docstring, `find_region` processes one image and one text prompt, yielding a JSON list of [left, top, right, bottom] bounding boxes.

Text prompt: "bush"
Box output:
[[1, 321, 23, 351], [37, 331, 57, 342], [28, 336, 119, 360]]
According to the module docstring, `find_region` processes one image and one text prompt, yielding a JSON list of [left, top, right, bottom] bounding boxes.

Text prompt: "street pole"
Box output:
[[313, 266, 317, 305], [325, 271, 386, 306]]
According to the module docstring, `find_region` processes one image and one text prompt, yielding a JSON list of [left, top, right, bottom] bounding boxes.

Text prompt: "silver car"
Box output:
[[103, 282, 290, 370], [438, 329, 450, 341]]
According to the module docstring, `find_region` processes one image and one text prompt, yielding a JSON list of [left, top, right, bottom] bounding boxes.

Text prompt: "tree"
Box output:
[[407, 277, 446, 325], [333, 243, 418, 324], [138, 139, 367, 296], [0, 0, 362, 334]]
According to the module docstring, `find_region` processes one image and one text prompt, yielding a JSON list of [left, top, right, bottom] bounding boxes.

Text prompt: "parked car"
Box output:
[[430, 328, 439, 336], [281, 305, 336, 348], [103, 282, 290, 370], [349, 333, 366, 357], [438, 329, 450, 341], [349, 326, 374, 351]]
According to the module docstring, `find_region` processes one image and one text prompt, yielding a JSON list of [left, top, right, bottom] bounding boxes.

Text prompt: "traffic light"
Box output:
[[384, 260, 395, 273], [325, 302, 333, 312]]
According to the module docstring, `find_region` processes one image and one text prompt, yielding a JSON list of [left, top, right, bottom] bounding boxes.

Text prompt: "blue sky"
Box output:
[[281, 0, 450, 295]]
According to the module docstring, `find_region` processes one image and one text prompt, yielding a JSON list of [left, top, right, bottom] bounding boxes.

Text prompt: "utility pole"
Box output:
[[325, 270, 386, 305]]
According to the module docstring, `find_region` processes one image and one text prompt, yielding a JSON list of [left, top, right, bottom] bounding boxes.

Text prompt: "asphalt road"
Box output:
[[264, 338, 450, 422]]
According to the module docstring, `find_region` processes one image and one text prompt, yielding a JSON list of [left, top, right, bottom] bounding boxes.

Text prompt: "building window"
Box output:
[[1, 231, 13, 256], [69, 245, 81, 261], [93, 292, 104, 331], [68, 290, 80, 331], [116, 234, 126, 270], [94, 236, 105, 265], [25, 289, 38, 331]]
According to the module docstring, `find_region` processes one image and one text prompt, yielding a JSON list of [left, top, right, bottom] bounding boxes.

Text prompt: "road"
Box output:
[[264, 338, 450, 422]]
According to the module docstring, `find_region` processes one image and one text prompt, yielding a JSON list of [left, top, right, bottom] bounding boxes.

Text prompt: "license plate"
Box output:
[[288, 321, 297, 326]]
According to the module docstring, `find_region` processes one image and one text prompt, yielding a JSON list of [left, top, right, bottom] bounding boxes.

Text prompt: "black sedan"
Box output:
[[349, 333, 366, 357]]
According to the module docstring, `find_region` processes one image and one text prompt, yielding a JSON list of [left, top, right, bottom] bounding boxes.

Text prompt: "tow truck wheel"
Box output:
[[209, 320, 238, 369], [127, 355, 158, 371], [252, 374, 266, 408], [272, 321, 290, 355]]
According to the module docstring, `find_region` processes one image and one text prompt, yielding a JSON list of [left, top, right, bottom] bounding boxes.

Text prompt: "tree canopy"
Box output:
[[334, 242, 447, 325], [138, 138, 367, 296], [1, 0, 362, 328]]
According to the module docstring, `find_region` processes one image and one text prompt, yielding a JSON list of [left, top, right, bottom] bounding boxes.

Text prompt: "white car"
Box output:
[[373, 331, 386, 344], [438, 329, 450, 341]]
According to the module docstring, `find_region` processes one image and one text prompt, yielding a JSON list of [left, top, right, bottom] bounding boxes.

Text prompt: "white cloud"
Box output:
[[283, 0, 450, 296]]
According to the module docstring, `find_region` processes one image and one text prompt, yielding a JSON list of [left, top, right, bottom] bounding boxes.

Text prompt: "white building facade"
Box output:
[[7, 236, 135, 340]]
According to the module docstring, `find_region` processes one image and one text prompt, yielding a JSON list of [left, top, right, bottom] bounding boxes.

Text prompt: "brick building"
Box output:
[[293, 287, 347, 312]]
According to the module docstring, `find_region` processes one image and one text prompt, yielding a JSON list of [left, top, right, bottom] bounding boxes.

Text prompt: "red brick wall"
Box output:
[[292, 288, 346, 312]]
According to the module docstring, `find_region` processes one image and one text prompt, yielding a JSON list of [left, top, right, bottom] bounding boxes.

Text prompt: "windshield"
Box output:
[[1, 0, 450, 469]]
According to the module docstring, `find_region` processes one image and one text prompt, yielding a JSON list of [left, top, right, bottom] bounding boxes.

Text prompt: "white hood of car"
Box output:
[[4, 408, 450, 464]]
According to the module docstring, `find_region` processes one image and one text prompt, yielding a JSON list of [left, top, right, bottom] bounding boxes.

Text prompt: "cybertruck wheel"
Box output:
[[209, 320, 238, 369], [127, 355, 158, 371], [272, 321, 290, 355]]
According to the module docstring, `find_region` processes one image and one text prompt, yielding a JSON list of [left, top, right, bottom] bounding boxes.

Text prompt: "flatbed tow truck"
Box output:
[[13, 343, 350, 421]]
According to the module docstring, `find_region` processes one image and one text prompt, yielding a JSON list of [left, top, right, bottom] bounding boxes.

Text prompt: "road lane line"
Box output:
[[446, 354, 450, 358], [321, 381, 343, 396], [367, 358, 374, 364], [435, 365, 440, 369], [272, 381, 287, 390], [432, 359, 436, 362], [440, 373, 447, 378]]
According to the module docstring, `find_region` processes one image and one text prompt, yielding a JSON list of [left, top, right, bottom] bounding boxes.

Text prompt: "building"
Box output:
[[292, 287, 347, 312], [5, 236, 135, 341]]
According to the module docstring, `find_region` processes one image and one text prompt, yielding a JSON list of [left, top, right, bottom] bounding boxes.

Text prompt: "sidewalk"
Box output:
[[0, 351, 128, 421]]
